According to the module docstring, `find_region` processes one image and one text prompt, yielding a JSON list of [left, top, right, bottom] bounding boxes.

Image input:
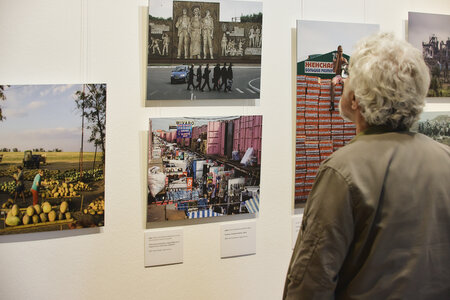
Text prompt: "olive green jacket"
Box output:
[[284, 128, 450, 299]]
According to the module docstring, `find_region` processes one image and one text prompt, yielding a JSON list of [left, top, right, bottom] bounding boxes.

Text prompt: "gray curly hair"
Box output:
[[348, 32, 430, 130]]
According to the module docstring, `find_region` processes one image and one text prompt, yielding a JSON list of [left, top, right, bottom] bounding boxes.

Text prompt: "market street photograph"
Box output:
[[147, 116, 262, 222]]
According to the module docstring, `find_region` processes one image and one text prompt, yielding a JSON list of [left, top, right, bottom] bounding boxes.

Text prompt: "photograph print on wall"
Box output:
[[147, 115, 262, 223], [146, 0, 263, 102], [294, 20, 379, 207], [408, 12, 450, 98], [0, 84, 106, 235]]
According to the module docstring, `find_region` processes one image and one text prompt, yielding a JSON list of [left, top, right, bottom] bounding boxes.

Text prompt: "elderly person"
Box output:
[[284, 33, 450, 299]]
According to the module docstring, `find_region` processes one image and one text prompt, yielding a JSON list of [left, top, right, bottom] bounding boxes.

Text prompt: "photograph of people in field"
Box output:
[[0, 84, 106, 235]]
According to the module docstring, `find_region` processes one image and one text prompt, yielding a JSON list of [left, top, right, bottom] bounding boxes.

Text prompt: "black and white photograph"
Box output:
[[408, 12, 450, 98], [147, 116, 262, 223], [411, 105, 450, 146], [146, 0, 263, 102]]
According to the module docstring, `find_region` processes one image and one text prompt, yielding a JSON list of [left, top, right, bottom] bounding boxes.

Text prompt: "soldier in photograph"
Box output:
[[189, 7, 202, 59], [175, 8, 190, 59], [219, 63, 228, 91], [162, 33, 170, 56], [249, 26, 255, 47], [225, 63, 233, 92], [195, 64, 202, 90], [212, 63, 221, 90], [200, 63, 211, 92], [186, 64, 195, 90], [221, 33, 228, 56], [255, 26, 261, 47], [150, 37, 162, 55], [202, 10, 214, 59]]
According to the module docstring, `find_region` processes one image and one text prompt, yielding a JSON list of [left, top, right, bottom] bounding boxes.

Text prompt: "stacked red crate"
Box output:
[[305, 93, 319, 141], [305, 77, 320, 142], [318, 79, 332, 140], [294, 135, 307, 201], [296, 94, 306, 135], [319, 140, 333, 161], [295, 76, 357, 203], [305, 141, 320, 195], [331, 84, 345, 151], [295, 76, 308, 201]]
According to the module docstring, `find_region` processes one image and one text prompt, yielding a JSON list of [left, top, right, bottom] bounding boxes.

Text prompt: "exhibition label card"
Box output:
[[292, 214, 304, 249], [144, 229, 183, 267], [221, 221, 256, 258]]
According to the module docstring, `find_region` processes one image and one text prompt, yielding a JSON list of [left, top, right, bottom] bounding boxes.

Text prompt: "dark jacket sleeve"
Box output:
[[283, 166, 354, 300]]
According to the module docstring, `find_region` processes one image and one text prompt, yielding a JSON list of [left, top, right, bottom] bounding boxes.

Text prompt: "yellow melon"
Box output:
[[48, 210, 56, 222], [39, 213, 47, 222], [34, 204, 42, 214], [6, 216, 20, 226], [22, 215, 30, 225], [60, 201, 68, 213], [11, 204, 19, 217], [32, 215, 39, 224], [42, 202, 52, 213], [26, 205, 35, 217]]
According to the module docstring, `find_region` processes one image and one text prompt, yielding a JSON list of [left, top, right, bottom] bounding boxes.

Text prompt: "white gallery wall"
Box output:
[[0, 0, 449, 299]]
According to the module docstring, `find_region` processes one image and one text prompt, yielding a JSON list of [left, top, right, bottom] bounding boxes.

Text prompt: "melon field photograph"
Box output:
[[0, 84, 106, 235]]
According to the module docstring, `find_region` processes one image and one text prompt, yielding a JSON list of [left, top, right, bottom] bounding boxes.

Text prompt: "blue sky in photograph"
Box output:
[[297, 20, 379, 62], [0, 84, 97, 152], [149, 0, 263, 22], [408, 12, 450, 51]]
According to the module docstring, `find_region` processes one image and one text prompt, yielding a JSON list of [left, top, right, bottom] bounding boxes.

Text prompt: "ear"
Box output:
[[350, 92, 358, 110]]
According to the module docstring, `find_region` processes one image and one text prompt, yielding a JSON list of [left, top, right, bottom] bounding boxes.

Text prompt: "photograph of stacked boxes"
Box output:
[[147, 116, 262, 223], [294, 20, 379, 207]]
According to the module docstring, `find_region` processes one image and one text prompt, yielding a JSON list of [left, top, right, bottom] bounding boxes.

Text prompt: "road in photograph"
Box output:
[[147, 65, 260, 100]]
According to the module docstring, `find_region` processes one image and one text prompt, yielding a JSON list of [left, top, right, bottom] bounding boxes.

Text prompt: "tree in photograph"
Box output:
[[149, 15, 172, 22], [240, 12, 262, 23], [429, 66, 442, 97], [0, 85, 9, 121], [74, 84, 107, 164]]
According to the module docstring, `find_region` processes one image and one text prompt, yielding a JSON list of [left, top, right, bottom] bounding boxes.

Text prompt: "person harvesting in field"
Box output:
[[13, 166, 25, 202], [30, 169, 44, 206]]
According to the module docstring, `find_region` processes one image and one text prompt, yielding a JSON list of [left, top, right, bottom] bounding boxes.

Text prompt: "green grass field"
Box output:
[[0, 152, 103, 164]]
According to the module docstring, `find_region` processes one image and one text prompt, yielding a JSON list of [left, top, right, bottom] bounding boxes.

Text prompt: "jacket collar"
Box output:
[[350, 125, 408, 143]]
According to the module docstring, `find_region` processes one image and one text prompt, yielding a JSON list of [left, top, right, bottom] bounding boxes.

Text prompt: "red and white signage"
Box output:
[[304, 61, 334, 74]]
